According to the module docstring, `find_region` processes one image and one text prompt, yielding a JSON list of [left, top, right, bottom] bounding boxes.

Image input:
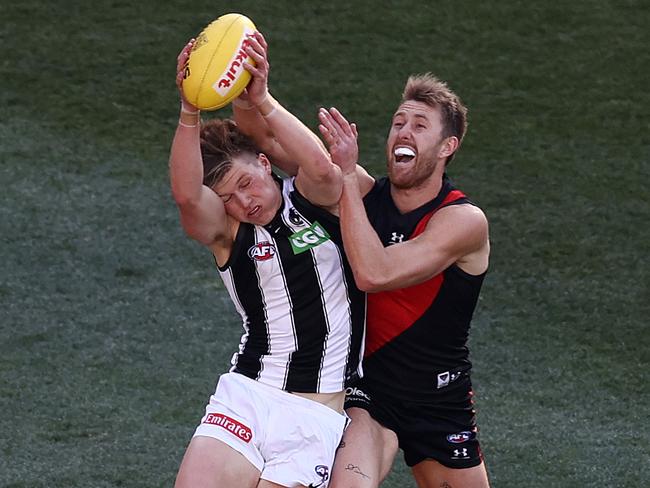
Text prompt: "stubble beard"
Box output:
[[388, 154, 438, 190]]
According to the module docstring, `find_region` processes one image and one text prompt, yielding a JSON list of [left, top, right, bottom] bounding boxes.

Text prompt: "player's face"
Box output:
[[386, 101, 449, 189], [213, 154, 282, 226]]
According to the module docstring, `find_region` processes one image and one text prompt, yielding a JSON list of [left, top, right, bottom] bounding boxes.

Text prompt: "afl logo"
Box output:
[[248, 241, 276, 261], [446, 431, 475, 444]]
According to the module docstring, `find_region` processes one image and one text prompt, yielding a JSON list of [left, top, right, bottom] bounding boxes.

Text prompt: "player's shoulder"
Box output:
[[362, 173, 387, 202], [428, 201, 488, 231], [355, 165, 377, 197]]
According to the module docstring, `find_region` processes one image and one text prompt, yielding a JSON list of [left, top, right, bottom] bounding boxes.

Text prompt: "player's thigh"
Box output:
[[411, 458, 490, 488], [329, 407, 399, 488], [175, 435, 261, 488]]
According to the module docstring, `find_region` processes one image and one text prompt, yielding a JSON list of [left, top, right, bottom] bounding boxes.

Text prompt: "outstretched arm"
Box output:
[[318, 107, 489, 292], [231, 40, 297, 176], [232, 93, 298, 175], [317, 107, 375, 194], [169, 39, 229, 246], [233, 31, 341, 207]]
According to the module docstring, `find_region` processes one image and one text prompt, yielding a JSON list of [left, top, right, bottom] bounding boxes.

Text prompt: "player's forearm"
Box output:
[[232, 95, 298, 176], [169, 109, 204, 206], [339, 174, 390, 291], [232, 97, 272, 148], [257, 96, 333, 180]]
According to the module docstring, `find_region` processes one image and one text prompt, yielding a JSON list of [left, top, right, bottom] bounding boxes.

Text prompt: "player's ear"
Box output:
[[439, 136, 459, 159], [257, 153, 272, 173]]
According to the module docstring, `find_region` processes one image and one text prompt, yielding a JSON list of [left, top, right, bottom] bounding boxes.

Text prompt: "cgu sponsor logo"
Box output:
[[446, 431, 475, 444], [248, 241, 276, 261], [213, 28, 255, 96], [289, 221, 330, 255], [203, 413, 253, 443]]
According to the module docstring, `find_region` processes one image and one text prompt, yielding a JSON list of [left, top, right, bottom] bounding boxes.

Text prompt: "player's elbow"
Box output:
[[179, 215, 215, 246], [171, 184, 202, 210], [172, 192, 192, 209], [315, 183, 343, 208], [296, 167, 343, 207], [172, 201, 213, 244], [353, 268, 389, 293], [309, 156, 340, 183]]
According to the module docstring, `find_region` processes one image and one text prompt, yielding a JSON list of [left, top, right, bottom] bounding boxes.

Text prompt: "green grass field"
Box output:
[[1, 1, 648, 486]]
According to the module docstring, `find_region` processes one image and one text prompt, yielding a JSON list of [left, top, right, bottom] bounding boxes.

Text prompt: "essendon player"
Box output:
[[319, 75, 491, 488]]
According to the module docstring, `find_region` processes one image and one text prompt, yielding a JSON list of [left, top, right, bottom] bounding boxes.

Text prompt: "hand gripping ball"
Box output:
[[182, 13, 257, 111]]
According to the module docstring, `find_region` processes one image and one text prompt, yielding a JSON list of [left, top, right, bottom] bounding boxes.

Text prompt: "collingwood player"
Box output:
[[170, 33, 364, 488]]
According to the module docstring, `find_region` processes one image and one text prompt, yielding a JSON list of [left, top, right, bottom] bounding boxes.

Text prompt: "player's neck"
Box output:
[[390, 169, 444, 214]]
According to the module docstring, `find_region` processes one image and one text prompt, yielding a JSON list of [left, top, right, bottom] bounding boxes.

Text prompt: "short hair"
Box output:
[[200, 118, 260, 188], [401, 73, 468, 163]]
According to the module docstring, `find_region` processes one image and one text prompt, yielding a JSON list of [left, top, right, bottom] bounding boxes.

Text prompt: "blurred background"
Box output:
[[1, 1, 648, 486]]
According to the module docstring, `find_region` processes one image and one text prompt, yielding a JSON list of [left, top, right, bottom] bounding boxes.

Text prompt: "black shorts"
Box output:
[[344, 376, 483, 468]]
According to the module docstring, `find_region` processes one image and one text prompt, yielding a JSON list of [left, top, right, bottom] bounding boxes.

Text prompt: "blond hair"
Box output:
[[402, 73, 468, 163]]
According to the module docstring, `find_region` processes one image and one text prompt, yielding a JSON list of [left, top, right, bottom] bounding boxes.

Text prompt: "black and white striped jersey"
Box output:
[[217, 176, 366, 394]]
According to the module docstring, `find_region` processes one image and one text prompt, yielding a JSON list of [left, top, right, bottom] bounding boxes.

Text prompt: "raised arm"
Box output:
[[169, 40, 230, 246], [234, 31, 342, 207], [232, 93, 297, 175], [231, 39, 296, 176], [317, 107, 375, 195], [318, 107, 489, 292]]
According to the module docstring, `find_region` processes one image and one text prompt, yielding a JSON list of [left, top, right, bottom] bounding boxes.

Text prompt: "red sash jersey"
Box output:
[[361, 175, 486, 403]]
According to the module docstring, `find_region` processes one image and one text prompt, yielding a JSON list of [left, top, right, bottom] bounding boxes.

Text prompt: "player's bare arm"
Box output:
[[364, 205, 489, 291], [320, 105, 488, 292], [318, 107, 375, 195], [234, 31, 342, 206], [339, 170, 488, 292], [231, 31, 295, 174], [169, 40, 231, 247]]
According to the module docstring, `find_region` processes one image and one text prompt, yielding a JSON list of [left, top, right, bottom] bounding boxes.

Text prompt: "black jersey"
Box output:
[[361, 175, 486, 402], [218, 177, 365, 394]]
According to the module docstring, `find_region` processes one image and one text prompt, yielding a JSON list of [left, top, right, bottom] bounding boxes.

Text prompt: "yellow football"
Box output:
[[182, 13, 257, 111]]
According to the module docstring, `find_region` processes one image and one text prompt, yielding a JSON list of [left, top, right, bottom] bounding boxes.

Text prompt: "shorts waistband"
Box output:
[[223, 373, 346, 420]]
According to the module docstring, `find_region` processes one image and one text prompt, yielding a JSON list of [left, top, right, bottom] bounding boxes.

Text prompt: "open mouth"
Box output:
[[394, 146, 416, 164], [248, 205, 261, 218]]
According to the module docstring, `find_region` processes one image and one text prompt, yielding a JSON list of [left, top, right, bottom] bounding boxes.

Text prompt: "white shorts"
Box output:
[[193, 372, 347, 487]]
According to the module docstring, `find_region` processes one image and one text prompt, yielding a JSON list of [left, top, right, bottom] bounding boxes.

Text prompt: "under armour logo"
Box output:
[[453, 448, 469, 459], [389, 232, 404, 245]]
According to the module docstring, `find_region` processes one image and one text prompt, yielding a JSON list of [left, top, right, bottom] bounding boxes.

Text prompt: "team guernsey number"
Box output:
[[289, 221, 330, 254]]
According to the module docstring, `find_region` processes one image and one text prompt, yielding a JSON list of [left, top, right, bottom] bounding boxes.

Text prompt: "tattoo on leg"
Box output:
[[338, 440, 346, 449], [346, 464, 370, 480], [440, 482, 453, 488]]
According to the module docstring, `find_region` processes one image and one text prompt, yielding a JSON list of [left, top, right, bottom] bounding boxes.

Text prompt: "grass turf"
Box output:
[[1, 1, 648, 486]]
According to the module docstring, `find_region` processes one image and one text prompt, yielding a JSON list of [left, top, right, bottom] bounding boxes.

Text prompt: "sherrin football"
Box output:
[[182, 13, 257, 111]]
